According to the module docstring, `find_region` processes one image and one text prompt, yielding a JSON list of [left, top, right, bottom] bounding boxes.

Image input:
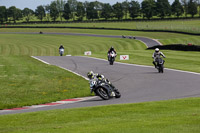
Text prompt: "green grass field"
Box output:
[[0, 97, 200, 133], [4, 19, 200, 33], [1, 28, 200, 45], [0, 33, 200, 110], [0, 27, 199, 133], [0, 56, 90, 109]]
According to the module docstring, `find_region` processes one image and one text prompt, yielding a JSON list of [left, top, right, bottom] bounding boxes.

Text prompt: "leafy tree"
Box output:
[[122, 0, 130, 19], [50, 1, 59, 21], [63, 2, 71, 21], [156, 0, 171, 19], [22, 8, 34, 22], [8, 6, 22, 23], [181, 0, 189, 17], [16, 8, 23, 21], [129, 0, 140, 19], [112, 2, 124, 20], [45, 4, 51, 21], [86, 2, 98, 20], [35, 5, 46, 21], [0, 6, 7, 23], [171, 0, 184, 18], [197, 0, 200, 17], [101, 3, 113, 20], [188, 0, 197, 17], [93, 1, 103, 19], [56, 0, 65, 21], [67, 0, 78, 20], [198, 0, 200, 17], [141, 0, 156, 19], [76, 2, 85, 21]]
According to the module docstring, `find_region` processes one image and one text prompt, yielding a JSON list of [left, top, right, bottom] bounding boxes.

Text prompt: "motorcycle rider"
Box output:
[[59, 44, 64, 56], [59, 44, 64, 50], [87, 71, 115, 91], [152, 48, 166, 68], [107, 46, 117, 61]]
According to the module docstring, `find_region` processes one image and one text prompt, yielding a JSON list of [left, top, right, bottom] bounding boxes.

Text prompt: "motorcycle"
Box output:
[[59, 48, 64, 56], [156, 57, 164, 73], [108, 51, 116, 65], [89, 79, 121, 100]]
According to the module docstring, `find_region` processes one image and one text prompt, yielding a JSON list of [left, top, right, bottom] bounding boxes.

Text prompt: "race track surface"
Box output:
[[1, 56, 199, 115]]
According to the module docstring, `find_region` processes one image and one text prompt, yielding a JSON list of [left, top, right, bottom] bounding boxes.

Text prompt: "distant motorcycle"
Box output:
[[89, 79, 121, 100], [156, 57, 164, 73], [59, 48, 64, 56], [108, 51, 116, 65]]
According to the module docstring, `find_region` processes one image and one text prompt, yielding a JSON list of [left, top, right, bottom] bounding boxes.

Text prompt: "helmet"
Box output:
[[87, 71, 94, 79], [110, 46, 114, 51], [155, 48, 159, 52]]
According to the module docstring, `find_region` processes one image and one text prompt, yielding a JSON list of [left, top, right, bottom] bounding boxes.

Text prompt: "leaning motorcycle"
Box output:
[[108, 51, 116, 65], [156, 57, 164, 73], [59, 48, 64, 56], [89, 79, 121, 100]]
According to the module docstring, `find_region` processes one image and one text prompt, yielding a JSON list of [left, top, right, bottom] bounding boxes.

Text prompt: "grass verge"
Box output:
[[1, 28, 199, 45], [4, 19, 200, 34], [0, 97, 199, 133], [0, 56, 89, 109], [0, 33, 199, 109]]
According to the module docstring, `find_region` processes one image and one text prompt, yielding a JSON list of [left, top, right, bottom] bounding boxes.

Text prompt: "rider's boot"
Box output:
[[153, 61, 157, 68]]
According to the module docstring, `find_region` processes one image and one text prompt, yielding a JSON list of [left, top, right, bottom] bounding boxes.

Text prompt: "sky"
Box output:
[[0, 0, 174, 10]]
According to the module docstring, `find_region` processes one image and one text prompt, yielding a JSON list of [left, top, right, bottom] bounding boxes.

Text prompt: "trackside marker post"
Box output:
[[84, 51, 92, 56], [120, 55, 129, 60]]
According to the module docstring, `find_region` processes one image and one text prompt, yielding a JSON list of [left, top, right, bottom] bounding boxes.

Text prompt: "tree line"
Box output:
[[0, 0, 200, 24]]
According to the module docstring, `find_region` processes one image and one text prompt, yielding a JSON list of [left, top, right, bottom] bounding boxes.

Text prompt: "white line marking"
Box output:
[[59, 66, 89, 80], [31, 56, 50, 65], [31, 56, 89, 80]]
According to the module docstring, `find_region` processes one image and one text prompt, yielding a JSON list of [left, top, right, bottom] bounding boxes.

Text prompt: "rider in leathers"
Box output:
[[152, 48, 166, 68], [87, 71, 115, 92], [107, 46, 117, 61]]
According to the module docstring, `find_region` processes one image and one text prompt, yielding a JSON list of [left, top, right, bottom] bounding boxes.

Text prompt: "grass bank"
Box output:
[[0, 33, 199, 109], [0, 56, 89, 109], [0, 34, 145, 109], [3, 19, 200, 34], [1, 28, 200, 45], [0, 97, 199, 133]]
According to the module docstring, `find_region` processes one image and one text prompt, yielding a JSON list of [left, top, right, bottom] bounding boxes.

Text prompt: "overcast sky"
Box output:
[[0, 0, 174, 10]]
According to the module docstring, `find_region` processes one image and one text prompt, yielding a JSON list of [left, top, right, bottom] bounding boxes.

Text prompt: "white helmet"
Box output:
[[155, 48, 159, 52]]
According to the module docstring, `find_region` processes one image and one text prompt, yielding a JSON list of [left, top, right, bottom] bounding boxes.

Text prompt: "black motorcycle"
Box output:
[[89, 79, 121, 100], [156, 57, 164, 73], [108, 51, 116, 65]]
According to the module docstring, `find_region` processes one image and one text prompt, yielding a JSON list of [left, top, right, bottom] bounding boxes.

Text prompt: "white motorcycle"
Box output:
[[59, 48, 64, 56], [108, 51, 117, 65]]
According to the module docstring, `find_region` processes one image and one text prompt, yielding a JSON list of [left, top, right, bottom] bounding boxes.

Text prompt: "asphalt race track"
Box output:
[[1, 56, 200, 115]]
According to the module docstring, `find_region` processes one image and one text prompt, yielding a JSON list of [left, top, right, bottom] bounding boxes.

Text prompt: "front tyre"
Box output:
[[160, 64, 164, 73], [109, 57, 114, 65], [96, 87, 109, 100], [114, 89, 121, 98]]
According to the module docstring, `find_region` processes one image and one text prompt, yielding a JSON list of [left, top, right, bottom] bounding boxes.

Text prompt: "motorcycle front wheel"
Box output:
[[159, 64, 164, 73], [114, 89, 121, 98], [96, 87, 109, 100]]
